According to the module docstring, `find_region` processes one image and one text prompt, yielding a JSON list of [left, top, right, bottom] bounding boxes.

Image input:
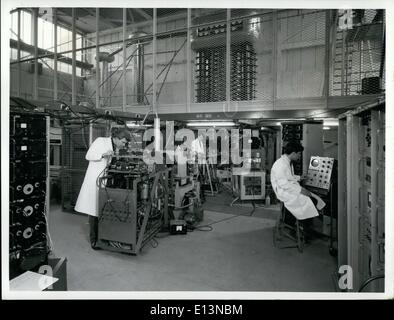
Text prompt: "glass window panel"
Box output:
[[21, 11, 32, 45], [38, 18, 44, 48], [11, 12, 18, 40]]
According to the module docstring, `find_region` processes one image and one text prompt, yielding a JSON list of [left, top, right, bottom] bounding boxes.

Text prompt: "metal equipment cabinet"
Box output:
[[280, 122, 323, 176], [9, 107, 50, 279], [337, 99, 385, 292]]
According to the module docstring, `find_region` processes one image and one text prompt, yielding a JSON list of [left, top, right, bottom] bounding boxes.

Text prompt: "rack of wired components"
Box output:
[[337, 99, 385, 292], [96, 153, 169, 255], [192, 18, 257, 103], [9, 106, 50, 279], [281, 122, 323, 176]]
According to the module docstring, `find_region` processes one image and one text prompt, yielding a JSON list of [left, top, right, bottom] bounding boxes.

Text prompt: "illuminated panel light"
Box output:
[[323, 119, 339, 127], [323, 126, 331, 130], [249, 17, 261, 37], [126, 121, 152, 128]]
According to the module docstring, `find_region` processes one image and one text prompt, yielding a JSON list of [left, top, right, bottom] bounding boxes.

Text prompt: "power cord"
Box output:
[[189, 211, 247, 232]]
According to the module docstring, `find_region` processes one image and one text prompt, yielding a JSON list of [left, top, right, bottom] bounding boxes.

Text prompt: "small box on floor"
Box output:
[[170, 220, 187, 235]]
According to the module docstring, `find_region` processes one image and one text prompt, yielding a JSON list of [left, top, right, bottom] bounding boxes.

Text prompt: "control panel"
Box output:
[[305, 156, 334, 190]]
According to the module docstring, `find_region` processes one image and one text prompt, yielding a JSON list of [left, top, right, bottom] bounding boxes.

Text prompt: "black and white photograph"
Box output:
[[1, 0, 393, 302]]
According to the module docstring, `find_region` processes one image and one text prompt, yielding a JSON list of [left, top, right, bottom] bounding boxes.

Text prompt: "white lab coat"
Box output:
[[175, 144, 188, 165], [191, 138, 206, 164], [175, 145, 188, 177], [270, 155, 318, 220], [74, 137, 113, 217]]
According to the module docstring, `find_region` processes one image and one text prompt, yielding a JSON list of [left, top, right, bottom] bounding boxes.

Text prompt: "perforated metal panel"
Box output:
[[231, 12, 273, 102], [330, 9, 385, 96], [277, 10, 326, 99]]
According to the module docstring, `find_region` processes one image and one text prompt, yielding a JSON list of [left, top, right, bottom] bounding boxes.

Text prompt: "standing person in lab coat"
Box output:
[[75, 127, 131, 249], [191, 132, 207, 202], [175, 137, 189, 178], [270, 142, 319, 222], [191, 132, 206, 165]]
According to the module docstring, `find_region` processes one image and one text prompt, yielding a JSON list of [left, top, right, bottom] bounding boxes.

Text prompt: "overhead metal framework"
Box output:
[[9, 8, 385, 118]]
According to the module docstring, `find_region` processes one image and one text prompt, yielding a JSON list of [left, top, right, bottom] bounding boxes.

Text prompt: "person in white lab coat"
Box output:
[[175, 138, 189, 178], [270, 142, 319, 221], [75, 128, 131, 249], [191, 132, 206, 164], [191, 132, 207, 202]]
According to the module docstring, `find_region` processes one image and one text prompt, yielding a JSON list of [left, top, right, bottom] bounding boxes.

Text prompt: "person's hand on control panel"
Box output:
[[102, 150, 113, 158]]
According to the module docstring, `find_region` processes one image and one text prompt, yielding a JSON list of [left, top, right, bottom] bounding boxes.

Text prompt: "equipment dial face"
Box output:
[[23, 206, 34, 217], [23, 184, 34, 195], [311, 159, 319, 167], [23, 227, 33, 239]]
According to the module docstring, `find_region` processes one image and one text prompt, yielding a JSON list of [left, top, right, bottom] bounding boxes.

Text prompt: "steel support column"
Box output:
[[32, 8, 38, 100], [226, 9, 231, 112], [272, 10, 278, 109], [152, 9, 157, 113], [186, 9, 191, 113], [346, 114, 361, 291], [72, 8, 77, 105], [17, 9, 21, 97], [122, 8, 127, 111], [53, 8, 58, 100], [96, 8, 100, 108]]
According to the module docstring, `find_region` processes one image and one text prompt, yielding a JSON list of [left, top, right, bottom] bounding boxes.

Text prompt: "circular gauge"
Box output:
[[311, 159, 319, 167], [23, 206, 34, 217], [23, 184, 34, 195], [23, 227, 33, 239]]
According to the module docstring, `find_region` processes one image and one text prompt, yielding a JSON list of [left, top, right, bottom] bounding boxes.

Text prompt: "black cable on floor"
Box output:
[[191, 212, 247, 232], [188, 224, 213, 232]]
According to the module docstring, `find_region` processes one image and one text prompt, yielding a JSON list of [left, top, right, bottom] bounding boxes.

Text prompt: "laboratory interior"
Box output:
[[6, 6, 389, 294]]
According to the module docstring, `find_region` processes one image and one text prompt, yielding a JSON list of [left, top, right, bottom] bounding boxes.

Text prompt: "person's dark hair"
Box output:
[[111, 127, 131, 141], [283, 141, 304, 155]]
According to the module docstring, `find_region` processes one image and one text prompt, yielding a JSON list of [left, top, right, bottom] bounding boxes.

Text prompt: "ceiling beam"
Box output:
[[81, 8, 118, 30], [55, 14, 90, 34], [128, 8, 135, 24], [135, 8, 152, 21], [10, 39, 94, 69]]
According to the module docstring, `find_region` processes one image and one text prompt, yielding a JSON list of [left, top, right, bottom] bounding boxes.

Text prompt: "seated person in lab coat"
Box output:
[[270, 142, 320, 229], [75, 127, 131, 249]]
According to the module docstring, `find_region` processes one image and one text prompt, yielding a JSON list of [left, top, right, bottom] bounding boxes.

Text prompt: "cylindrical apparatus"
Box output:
[[141, 182, 149, 200]]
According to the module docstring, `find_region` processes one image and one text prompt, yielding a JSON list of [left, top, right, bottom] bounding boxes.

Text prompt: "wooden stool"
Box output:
[[273, 202, 305, 253]]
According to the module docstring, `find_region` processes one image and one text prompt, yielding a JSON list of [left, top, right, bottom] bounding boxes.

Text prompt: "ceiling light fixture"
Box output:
[[323, 119, 339, 127], [126, 121, 152, 128], [186, 121, 236, 127]]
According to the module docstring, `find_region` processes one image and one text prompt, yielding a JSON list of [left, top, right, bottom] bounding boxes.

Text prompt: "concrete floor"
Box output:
[[48, 192, 337, 292]]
